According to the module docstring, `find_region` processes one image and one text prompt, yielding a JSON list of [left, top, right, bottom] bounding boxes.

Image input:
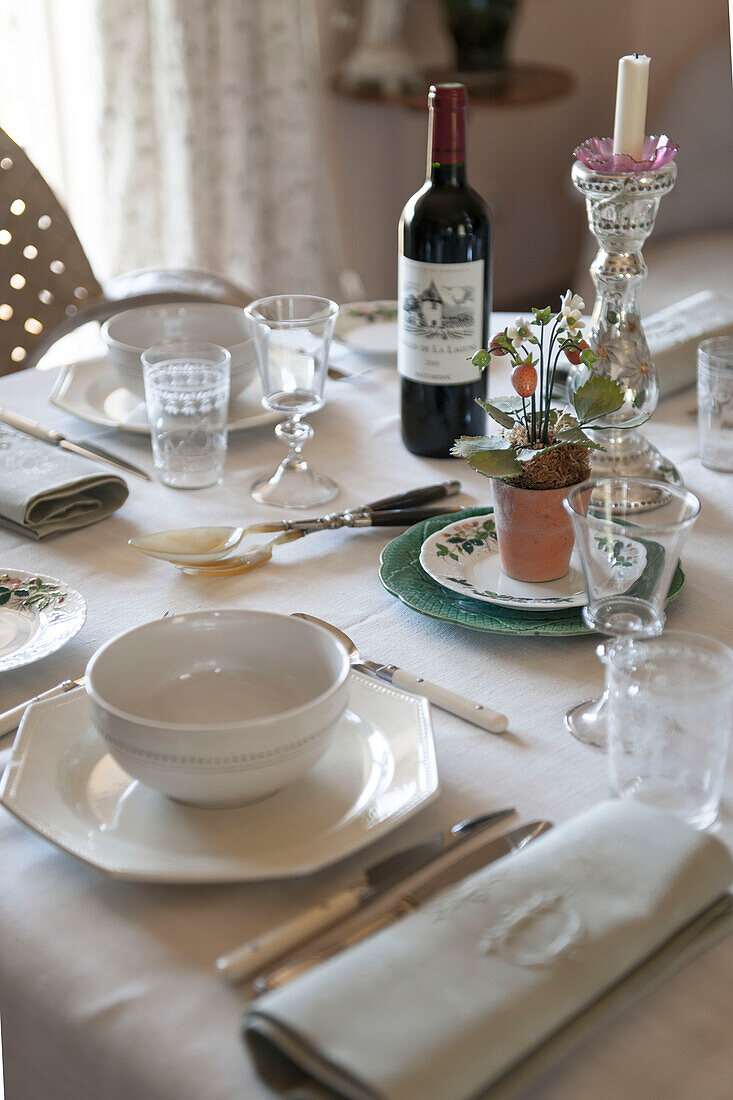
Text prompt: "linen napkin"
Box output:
[[245, 800, 733, 1100], [647, 290, 733, 398], [0, 423, 128, 538]]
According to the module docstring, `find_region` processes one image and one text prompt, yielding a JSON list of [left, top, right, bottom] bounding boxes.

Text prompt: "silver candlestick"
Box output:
[[568, 158, 681, 510]]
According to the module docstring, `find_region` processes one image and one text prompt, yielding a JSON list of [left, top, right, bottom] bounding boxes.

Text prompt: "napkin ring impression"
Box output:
[[477, 890, 585, 967]]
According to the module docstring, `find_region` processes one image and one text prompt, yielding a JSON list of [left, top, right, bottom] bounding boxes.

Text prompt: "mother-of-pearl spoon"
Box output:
[[128, 480, 463, 567]]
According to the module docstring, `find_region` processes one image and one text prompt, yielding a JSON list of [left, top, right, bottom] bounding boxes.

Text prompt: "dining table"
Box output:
[[0, 314, 731, 1100]]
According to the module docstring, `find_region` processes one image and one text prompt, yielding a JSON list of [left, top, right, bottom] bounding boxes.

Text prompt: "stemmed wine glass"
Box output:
[[563, 477, 700, 748], [245, 295, 339, 509]]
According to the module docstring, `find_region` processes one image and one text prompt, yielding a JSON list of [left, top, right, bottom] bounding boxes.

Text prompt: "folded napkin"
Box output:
[[245, 800, 733, 1100], [647, 290, 733, 398], [0, 424, 128, 538]]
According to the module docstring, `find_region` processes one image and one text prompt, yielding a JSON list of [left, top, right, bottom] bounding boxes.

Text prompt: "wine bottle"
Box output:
[[398, 83, 492, 457]]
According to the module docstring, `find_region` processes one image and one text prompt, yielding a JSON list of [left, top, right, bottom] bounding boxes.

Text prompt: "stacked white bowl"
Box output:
[[102, 303, 259, 401], [85, 611, 351, 808]]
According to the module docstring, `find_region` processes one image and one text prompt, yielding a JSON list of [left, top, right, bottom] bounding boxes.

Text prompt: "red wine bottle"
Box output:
[[398, 83, 492, 457]]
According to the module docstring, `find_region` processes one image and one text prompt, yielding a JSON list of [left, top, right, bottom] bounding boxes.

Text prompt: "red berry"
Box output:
[[564, 339, 589, 366], [511, 363, 537, 398], [489, 334, 508, 356]]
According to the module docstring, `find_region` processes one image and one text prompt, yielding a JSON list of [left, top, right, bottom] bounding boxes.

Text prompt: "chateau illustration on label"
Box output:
[[401, 278, 476, 340]]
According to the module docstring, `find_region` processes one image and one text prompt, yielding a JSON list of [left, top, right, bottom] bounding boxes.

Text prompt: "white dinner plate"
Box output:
[[0, 672, 438, 883], [0, 570, 86, 673], [49, 357, 280, 435], [333, 301, 398, 359], [419, 513, 647, 611]]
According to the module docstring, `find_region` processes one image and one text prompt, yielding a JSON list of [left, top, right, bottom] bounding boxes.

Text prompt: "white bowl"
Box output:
[[85, 610, 350, 808], [101, 304, 258, 400]]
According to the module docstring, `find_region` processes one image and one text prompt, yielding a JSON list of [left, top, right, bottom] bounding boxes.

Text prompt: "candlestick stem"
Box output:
[[568, 158, 681, 511]]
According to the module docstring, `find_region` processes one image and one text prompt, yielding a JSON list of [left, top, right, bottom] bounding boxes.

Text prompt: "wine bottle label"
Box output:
[[398, 256, 485, 385]]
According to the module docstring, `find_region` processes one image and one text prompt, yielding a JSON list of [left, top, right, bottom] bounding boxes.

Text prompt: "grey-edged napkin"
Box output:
[[245, 801, 733, 1100], [0, 423, 128, 538]]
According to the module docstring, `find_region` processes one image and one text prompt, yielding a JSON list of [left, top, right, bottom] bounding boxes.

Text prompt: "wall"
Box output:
[[317, 0, 729, 307]]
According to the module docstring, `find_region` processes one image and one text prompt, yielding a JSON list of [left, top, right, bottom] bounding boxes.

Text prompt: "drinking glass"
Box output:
[[563, 477, 700, 748], [245, 295, 339, 509], [698, 336, 733, 471], [142, 341, 230, 489], [604, 631, 733, 829]]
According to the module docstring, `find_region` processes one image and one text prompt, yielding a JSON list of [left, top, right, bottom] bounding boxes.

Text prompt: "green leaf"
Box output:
[[532, 306, 552, 326], [467, 445, 523, 479], [554, 425, 604, 450], [573, 375, 625, 425], [472, 349, 492, 369], [476, 396, 524, 429], [451, 434, 507, 458], [0, 591, 9, 606], [633, 388, 646, 408], [579, 348, 597, 369]]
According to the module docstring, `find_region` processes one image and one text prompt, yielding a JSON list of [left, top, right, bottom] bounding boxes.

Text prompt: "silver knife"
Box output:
[[215, 807, 516, 985], [255, 820, 552, 994], [0, 407, 151, 481]]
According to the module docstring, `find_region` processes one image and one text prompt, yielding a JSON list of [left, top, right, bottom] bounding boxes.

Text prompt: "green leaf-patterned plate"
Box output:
[[379, 507, 685, 637]]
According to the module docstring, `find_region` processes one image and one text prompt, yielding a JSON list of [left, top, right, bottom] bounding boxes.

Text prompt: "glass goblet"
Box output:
[[563, 477, 700, 748], [245, 294, 339, 509]]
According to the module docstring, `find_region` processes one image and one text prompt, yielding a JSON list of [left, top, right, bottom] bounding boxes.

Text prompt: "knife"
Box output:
[[0, 407, 151, 481], [0, 677, 86, 740], [215, 807, 516, 985], [254, 820, 552, 995]]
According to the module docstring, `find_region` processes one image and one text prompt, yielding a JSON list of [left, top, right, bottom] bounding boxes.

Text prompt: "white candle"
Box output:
[[612, 54, 650, 160]]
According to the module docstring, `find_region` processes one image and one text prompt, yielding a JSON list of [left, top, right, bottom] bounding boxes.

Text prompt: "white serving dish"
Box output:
[[101, 303, 259, 399], [84, 610, 350, 808], [0, 674, 437, 882]]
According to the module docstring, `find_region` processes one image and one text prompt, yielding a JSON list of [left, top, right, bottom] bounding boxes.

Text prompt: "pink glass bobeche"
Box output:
[[574, 135, 679, 174]]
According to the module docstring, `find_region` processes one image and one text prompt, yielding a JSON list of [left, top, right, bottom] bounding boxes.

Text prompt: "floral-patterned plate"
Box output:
[[419, 513, 646, 610], [0, 571, 86, 673], [333, 300, 398, 359], [379, 509, 684, 638]]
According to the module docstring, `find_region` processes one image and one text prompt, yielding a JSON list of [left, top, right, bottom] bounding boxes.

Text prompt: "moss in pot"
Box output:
[[452, 294, 625, 582]]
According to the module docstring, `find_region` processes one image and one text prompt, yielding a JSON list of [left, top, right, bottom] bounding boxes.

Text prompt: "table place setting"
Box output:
[[0, 38, 733, 1100]]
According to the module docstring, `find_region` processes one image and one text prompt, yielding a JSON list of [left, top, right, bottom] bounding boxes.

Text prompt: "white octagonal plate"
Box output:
[[50, 357, 279, 435], [0, 672, 438, 883]]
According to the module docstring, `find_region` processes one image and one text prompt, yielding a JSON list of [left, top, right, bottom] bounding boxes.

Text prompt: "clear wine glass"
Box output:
[[245, 295, 339, 509], [563, 477, 700, 748]]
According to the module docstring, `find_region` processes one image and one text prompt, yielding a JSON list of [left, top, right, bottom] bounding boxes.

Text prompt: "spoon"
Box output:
[[128, 480, 462, 566], [174, 531, 304, 576], [293, 614, 509, 734]]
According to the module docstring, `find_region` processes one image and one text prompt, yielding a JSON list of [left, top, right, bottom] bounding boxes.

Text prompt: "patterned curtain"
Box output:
[[95, 0, 338, 297]]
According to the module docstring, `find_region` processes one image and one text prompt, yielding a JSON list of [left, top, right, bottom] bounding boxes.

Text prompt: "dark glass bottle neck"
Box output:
[[426, 91, 467, 186], [429, 161, 467, 186]]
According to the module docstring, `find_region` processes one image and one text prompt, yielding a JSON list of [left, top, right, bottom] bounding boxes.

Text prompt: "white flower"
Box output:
[[506, 316, 530, 349], [560, 291, 585, 327]]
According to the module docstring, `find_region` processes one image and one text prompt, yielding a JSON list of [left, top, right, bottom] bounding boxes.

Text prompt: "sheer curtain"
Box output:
[[0, 0, 338, 297]]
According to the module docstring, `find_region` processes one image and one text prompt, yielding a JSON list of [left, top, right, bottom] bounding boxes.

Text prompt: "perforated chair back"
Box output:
[[0, 126, 104, 373], [0, 126, 254, 376]]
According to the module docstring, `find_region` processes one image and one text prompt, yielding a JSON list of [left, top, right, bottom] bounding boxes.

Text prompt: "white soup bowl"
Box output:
[[85, 610, 350, 808]]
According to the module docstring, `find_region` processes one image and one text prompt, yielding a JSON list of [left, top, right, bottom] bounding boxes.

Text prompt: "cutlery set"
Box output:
[[217, 814, 553, 990], [128, 479, 463, 575]]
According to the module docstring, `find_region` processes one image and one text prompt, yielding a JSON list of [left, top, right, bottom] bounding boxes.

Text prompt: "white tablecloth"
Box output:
[[1, 321, 732, 1100]]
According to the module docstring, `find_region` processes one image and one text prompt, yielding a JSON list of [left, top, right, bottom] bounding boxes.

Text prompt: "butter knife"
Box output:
[[0, 407, 151, 481], [255, 820, 552, 994], [0, 677, 85, 740], [215, 807, 516, 985]]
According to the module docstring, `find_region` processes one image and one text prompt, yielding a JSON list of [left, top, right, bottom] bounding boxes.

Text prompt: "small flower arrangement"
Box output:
[[452, 292, 625, 490]]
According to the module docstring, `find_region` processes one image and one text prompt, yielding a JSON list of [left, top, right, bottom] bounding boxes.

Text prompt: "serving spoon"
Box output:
[[128, 480, 461, 566]]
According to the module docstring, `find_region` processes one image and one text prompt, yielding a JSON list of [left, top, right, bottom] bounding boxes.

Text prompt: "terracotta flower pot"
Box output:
[[491, 479, 578, 582]]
